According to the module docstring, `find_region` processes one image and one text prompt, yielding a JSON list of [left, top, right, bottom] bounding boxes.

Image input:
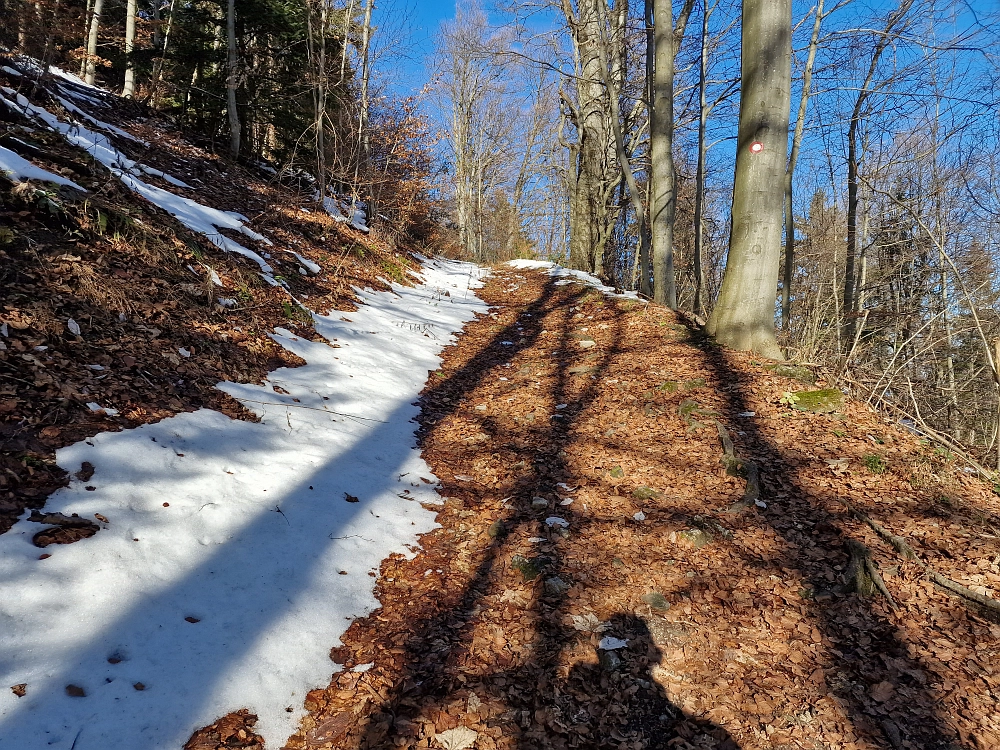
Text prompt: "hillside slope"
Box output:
[[0, 55, 426, 532]]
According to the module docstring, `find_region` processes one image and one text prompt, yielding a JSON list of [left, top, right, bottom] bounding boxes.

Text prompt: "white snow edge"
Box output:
[[0, 257, 488, 750], [506, 259, 642, 300]]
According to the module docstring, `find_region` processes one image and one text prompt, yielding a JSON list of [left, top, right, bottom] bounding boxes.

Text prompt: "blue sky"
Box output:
[[372, 0, 458, 94]]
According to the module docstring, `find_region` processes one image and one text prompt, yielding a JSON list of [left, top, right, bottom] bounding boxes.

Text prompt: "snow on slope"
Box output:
[[507, 259, 642, 300], [0, 86, 276, 276], [0, 258, 487, 750], [0, 144, 84, 190]]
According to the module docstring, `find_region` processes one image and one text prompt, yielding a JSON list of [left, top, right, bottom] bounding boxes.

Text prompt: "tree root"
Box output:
[[715, 421, 761, 512], [844, 539, 896, 608], [848, 504, 1000, 623]]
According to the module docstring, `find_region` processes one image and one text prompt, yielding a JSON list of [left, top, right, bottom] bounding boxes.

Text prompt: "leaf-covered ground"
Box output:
[[0, 60, 421, 536], [283, 266, 1000, 750]]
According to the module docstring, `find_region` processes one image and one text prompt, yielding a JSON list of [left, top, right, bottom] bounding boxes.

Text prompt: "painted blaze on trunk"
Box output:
[[706, 0, 791, 360]]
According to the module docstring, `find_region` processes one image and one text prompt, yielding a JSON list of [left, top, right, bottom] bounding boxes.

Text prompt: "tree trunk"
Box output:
[[226, 0, 241, 159], [650, 0, 676, 307], [122, 0, 138, 97], [842, 0, 914, 346], [641, 0, 654, 297], [79, 0, 93, 76], [706, 0, 790, 359], [308, 0, 328, 206], [565, 0, 612, 277], [338, 0, 356, 84], [41, 0, 63, 72], [782, 0, 823, 330], [84, 0, 104, 85], [692, 0, 709, 315], [149, 0, 176, 105], [596, 0, 649, 295], [356, 0, 374, 218]]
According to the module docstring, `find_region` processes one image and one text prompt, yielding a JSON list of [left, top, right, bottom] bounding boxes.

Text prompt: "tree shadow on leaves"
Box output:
[[694, 333, 967, 750], [534, 613, 740, 750]]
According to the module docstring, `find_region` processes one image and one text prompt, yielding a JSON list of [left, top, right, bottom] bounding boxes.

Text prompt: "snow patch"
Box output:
[[0, 88, 273, 274], [0, 145, 84, 190], [0, 258, 487, 749], [507, 259, 642, 300]]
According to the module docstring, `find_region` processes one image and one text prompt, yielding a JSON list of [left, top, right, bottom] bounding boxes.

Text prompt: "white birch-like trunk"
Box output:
[[122, 0, 138, 97], [84, 0, 105, 85], [226, 0, 241, 159]]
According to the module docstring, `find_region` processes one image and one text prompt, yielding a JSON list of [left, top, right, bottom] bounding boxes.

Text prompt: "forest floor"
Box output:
[[279, 265, 1000, 750], [3, 56, 1000, 750]]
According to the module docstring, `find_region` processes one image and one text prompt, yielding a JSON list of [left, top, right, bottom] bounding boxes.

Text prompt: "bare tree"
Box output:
[[122, 0, 138, 97], [226, 0, 241, 159], [781, 0, 829, 330], [83, 0, 104, 85], [842, 0, 917, 344], [649, 0, 693, 307], [706, 0, 791, 358]]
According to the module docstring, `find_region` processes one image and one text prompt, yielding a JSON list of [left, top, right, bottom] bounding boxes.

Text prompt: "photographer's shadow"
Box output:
[[540, 614, 740, 750]]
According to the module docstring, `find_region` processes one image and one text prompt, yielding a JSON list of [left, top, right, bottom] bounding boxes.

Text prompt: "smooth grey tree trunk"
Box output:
[[650, 0, 676, 307], [122, 0, 138, 97], [692, 0, 709, 315], [84, 0, 104, 85], [226, 0, 241, 159], [356, 0, 374, 218], [781, 0, 823, 330], [706, 0, 790, 359]]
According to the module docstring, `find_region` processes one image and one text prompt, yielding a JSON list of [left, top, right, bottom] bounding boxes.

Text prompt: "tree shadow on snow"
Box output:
[[0, 314, 475, 749]]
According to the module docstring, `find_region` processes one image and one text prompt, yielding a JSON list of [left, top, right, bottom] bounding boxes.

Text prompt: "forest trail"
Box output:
[[277, 265, 1000, 750]]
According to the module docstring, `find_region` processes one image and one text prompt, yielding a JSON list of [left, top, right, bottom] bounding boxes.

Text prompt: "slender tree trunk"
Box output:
[[309, 0, 328, 206], [356, 0, 374, 218], [843, 0, 914, 346], [123, 0, 138, 97], [40, 0, 62, 73], [18, 1, 29, 51], [641, 0, 654, 297], [79, 0, 93, 77], [338, 0, 356, 84], [226, 0, 241, 159], [151, 0, 177, 106], [843, 114, 861, 340], [597, 0, 650, 289], [692, 0, 709, 316], [650, 0, 676, 307], [84, 0, 104, 85], [782, 0, 823, 330], [706, 0, 790, 359]]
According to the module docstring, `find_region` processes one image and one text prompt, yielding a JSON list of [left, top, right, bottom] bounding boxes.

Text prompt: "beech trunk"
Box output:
[[706, 0, 790, 359]]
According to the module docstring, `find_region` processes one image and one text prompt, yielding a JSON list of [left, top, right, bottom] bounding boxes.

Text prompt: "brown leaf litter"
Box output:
[[0, 65, 427, 540], [264, 266, 1000, 750]]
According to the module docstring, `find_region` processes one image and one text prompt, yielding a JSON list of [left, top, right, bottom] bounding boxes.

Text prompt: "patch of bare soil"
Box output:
[[280, 267, 999, 750]]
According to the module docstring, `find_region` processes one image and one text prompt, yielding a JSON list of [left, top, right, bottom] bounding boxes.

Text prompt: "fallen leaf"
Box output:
[[435, 726, 478, 750], [871, 680, 895, 702]]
